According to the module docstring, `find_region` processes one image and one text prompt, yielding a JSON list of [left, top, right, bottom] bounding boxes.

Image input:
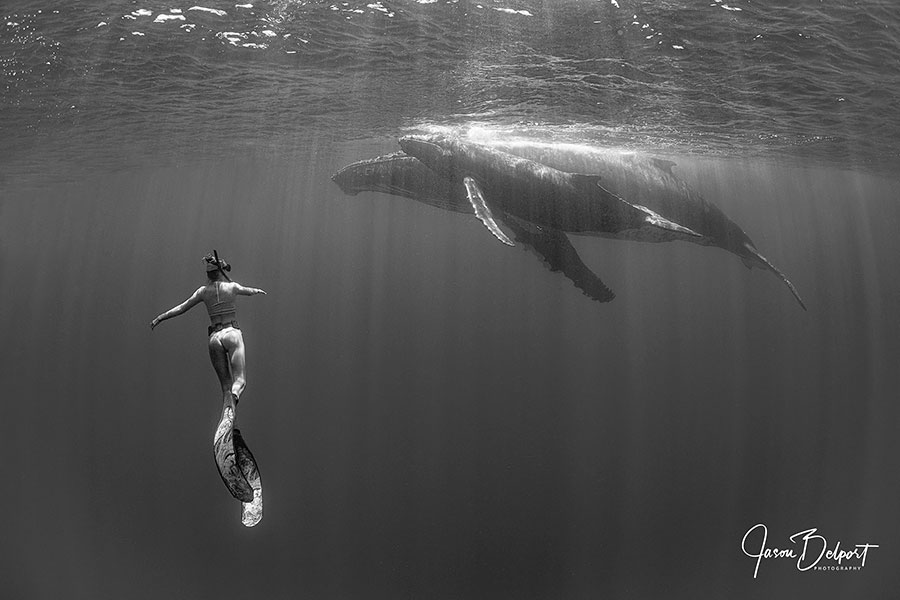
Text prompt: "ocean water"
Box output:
[[2, 1, 899, 599]]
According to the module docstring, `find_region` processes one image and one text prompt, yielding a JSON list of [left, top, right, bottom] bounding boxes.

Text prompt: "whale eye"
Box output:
[[364, 168, 375, 175]]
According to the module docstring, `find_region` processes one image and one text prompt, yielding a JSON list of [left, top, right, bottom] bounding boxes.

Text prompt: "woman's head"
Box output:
[[202, 252, 231, 280]]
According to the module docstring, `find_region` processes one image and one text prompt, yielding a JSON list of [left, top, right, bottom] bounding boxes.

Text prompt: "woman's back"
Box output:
[[202, 280, 238, 321]]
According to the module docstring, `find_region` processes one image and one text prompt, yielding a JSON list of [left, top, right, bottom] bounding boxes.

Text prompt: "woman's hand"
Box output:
[[150, 316, 161, 330]]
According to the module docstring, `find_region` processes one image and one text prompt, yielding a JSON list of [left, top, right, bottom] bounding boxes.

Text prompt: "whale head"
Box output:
[[398, 135, 455, 175], [331, 152, 467, 212], [331, 153, 417, 196]]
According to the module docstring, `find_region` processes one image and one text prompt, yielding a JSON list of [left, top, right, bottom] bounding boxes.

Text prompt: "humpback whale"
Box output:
[[398, 135, 702, 245], [332, 135, 805, 308], [332, 153, 619, 301], [399, 135, 805, 310]]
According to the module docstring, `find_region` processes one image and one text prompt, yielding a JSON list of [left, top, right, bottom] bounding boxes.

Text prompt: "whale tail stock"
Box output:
[[741, 244, 807, 310]]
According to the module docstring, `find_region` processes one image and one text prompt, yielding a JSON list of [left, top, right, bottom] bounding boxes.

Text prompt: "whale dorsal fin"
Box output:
[[463, 176, 515, 246], [650, 158, 677, 175]]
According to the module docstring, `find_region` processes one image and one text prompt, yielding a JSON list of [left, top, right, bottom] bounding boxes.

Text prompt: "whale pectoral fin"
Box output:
[[570, 174, 619, 199], [570, 174, 699, 239], [570, 173, 606, 188], [570, 174, 632, 206], [504, 216, 616, 303], [632, 203, 703, 238], [463, 176, 515, 246], [644, 212, 702, 237]]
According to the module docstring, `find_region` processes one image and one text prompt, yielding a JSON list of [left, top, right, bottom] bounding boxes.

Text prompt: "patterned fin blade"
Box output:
[[234, 429, 263, 527], [213, 406, 254, 503]]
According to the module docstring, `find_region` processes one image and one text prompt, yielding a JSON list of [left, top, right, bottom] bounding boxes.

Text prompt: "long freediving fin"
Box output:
[[213, 404, 254, 503], [463, 176, 515, 246], [233, 428, 263, 527], [504, 215, 615, 303]]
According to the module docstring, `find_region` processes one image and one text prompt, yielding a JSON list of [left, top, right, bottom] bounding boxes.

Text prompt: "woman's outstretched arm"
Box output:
[[150, 287, 204, 329], [233, 282, 267, 296]]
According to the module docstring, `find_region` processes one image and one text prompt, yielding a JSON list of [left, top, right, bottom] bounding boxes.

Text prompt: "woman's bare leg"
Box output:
[[208, 334, 236, 409], [208, 329, 253, 501], [222, 329, 246, 403]]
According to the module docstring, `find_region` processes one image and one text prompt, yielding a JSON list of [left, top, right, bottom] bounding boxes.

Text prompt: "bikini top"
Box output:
[[207, 282, 236, 317]]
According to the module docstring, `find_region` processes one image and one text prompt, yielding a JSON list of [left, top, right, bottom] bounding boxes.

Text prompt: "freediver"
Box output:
[[150, 251, 267, 524]]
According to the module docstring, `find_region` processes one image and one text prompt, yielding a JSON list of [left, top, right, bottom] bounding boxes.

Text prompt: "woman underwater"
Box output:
[[151, 251, 267, 526]]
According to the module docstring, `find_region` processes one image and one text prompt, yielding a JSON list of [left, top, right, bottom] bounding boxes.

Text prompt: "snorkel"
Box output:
[[213, 249, 232, 282]]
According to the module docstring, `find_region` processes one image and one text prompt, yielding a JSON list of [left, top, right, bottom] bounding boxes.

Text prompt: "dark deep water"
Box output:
[[3, 1, 900, 599]]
